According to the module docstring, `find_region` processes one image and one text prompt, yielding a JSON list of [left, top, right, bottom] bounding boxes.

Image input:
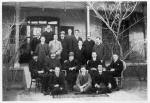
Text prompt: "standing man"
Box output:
[[74, 30, 82, 51], [30, 34, 41, 54], [65, 29, 76, 55], [83, 35, 95, 63], [60, 31, 68, 64], [35, 36, 49, 66], [49, 34, 62, 59], [93, 37, 106, 63], [42, 25, 54, 44], [75, 40, 86, 66]]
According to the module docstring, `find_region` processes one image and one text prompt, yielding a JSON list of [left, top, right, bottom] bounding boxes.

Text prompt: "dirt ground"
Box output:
[[3, 78, 147, 102]]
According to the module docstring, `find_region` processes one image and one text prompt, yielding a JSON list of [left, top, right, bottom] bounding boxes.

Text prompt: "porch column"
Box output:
[[15, 2, 20, 62], [86, 5, 90, 37]]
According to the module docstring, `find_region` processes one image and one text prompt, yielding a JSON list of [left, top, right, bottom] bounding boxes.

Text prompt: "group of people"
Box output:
[[29, 25, 124, 95]]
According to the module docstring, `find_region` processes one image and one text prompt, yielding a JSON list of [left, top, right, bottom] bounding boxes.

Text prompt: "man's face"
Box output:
[[54, 35, 58, 40], [33, 56, 38, 61], [113, 54, 118, 62], [46, 25, 51, 32], [60, 34, 65, 40], [98, 65, 103, 71], [92, 52, 97, 59], [68, 29, 72, 35], [78, 41, 83, 46], [81, 67, 86, 74], [74, 31, 79, 36], [69, 56, 74, 61], [96, 38, 102, 45], [41, 37, 45, 43], [87, 35, 91, 41], [51, 53, 56, 59], [55, 67, 60, 74]]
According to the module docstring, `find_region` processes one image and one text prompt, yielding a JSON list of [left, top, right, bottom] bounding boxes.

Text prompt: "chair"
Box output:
[[29, 71, 41, 92], [114, 60, 127, 89]]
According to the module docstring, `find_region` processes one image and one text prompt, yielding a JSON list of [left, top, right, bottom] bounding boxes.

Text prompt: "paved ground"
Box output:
[[3, 78, 147, 102]]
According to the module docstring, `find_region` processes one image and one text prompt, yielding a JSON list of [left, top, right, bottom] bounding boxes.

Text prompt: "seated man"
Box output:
[[29, 53, 44, 79], [73, 66, 92, 93], [51, 67, 67, 95], [41, 53, 61, 95], [92, 65, 112, 94], [87, 52, 105, 86], [63, 52, 79, 91], [44, 53, 61, 72], [107, 54, 123, 90]]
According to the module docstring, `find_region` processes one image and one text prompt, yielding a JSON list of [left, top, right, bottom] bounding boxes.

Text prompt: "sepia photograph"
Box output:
[[2, 0, 148, 102]]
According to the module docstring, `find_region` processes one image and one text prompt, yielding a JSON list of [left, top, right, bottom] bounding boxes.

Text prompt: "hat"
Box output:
[[69, 52, 74, 56]]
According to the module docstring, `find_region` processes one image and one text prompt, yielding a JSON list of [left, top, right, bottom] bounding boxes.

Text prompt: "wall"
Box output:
[[20, 7, 102, 41], [129, 13, 146, 60]]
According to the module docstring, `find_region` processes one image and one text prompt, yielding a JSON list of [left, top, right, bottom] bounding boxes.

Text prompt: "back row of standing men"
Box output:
[[31, 25, 105, 65]]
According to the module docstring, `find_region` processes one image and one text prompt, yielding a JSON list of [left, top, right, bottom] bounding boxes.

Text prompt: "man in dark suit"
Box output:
[[87, 52, 105, 87], [30, 35, 41, 54], [35, 36, 49, 65], [51, 67, 67, 95], [41, 53, 61, 95], [65, 29, 78, 56], [93, 37, 106, 63], [29, 53, 44, 79], [83, 35, 95, 63], [74, 40, 86, 66], [92, 65, 112, 94], [63, 52, 79, 91], [60, 31, 68, 64], [107, 54, 123, 90], [74, 29, 82, 51], [42, 25, 54, 44]]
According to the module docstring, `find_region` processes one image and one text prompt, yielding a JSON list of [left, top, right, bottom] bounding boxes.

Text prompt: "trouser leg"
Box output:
[[73, 85, 81, 92]]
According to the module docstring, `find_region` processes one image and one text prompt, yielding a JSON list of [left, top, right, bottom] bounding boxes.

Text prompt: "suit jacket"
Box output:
[[44, 57, 61, 72], [107, 59, 123, 77], [30, 37, 40, 52], [93, 43, 106, 61], [49, 40, 62, 59], [52, 72, 65, 88], [35, 43, 49, 63], [83, 40, 95, 60], [87, 59, 105, 70], [63, 59, 79, 73], [42, 31, 54, 44], [75, 46, 86, 65]]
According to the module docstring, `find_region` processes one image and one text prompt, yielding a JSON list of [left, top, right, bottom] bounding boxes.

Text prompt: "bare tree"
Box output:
[[87, 1, 146, 60]]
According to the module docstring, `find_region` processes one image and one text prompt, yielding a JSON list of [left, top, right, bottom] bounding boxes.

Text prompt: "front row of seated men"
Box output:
[[29, 51, 123, 95]]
